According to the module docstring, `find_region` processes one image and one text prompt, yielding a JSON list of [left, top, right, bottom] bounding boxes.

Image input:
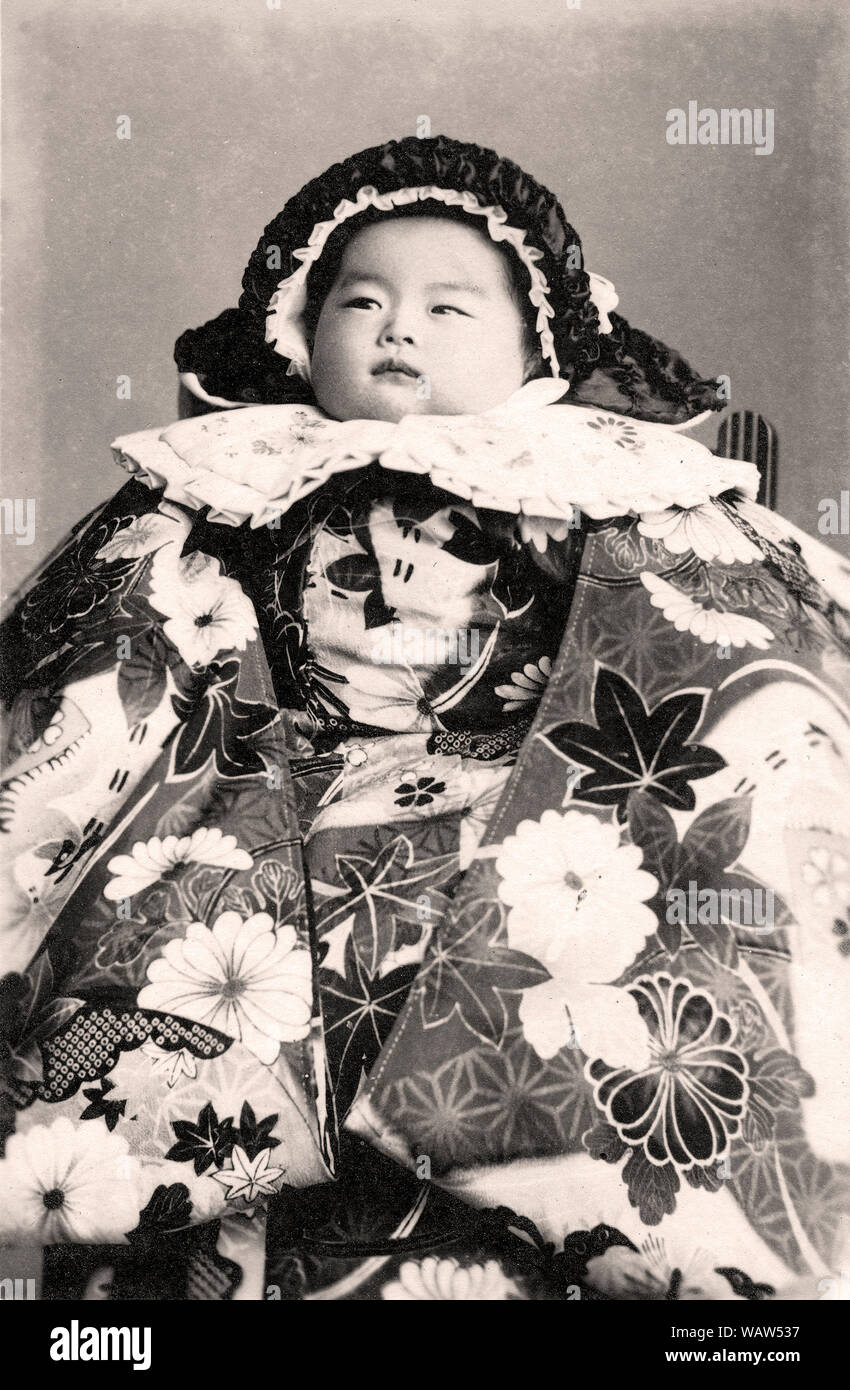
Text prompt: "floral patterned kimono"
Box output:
[[2, 384, 850, 1301]]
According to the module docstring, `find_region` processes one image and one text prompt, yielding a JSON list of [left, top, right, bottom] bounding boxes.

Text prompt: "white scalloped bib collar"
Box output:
[[112, 379, 756, 530]]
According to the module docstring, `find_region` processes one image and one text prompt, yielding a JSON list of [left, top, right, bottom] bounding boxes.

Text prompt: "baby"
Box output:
[[3, 135, 850, 1304], [306, 212, 540, 421]]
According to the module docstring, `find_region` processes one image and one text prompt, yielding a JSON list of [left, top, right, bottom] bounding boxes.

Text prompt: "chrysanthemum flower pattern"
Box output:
[[638, 503, 763, 565], [586, 415, 643, 451], [0, 1117, 142, 1244], [640, 571, 774, 649], [104, 827, 253, 901], [4, 342, 843, 1274], [138, 911, 313, 1064], [381, 1256, 523, 1300], [584, 1235, 746, 1300], [496, 808, 658, 1069], [494, 655, 552, 712]]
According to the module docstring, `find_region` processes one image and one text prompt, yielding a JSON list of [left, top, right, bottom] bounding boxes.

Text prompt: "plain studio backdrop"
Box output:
[[1, 0, 849, 604]]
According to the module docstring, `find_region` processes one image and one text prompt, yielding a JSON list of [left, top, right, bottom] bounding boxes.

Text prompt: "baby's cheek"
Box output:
[[433, 361, 525, 414], [310, 320, 363, 413], [311, 358, 361, 421], [311, 371, 343, 419], [462, 333, 527, 402]]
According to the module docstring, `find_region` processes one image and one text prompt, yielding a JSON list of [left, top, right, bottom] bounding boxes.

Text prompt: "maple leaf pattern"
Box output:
[[211, 1146, 287, 1202], [20, 590, 176, 703], [5, 954, 84, 1085], [541, 666, 726, 823], [115, 616, 173, 726], [320, 938, 419, 1122], [235, 1101, 281, 1161], [416, 899, 551, 1046], [317, 835, 457, 978], [165, 1101, 238, 1174], [627, 791, 755, 965], [79, 1077, 127, 1132], [170, 659, 279, 781]]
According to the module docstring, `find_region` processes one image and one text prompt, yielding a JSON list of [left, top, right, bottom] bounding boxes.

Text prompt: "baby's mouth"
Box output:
[[372, 358, 420, 380]]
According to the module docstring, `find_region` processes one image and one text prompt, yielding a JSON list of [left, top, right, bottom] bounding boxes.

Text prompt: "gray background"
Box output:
[[2, 0, 848, 604]]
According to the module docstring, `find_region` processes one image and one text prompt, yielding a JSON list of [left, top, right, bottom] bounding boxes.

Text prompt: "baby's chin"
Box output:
[[351, 397, 447, 424], [318, 392, 450, 423], [314, 378, 496, 423]]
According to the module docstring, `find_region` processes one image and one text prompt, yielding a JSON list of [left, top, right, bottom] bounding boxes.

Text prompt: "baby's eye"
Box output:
[[342, 296, 380, 310], [431, 304, 468, 316]]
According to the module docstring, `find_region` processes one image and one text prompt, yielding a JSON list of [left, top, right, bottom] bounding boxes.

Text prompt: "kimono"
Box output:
[[2, 382, 849, 1302]]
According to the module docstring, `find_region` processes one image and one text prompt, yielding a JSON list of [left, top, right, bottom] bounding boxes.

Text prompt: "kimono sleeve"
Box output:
[[350, 496, 850, 1299], [0, 480, 332, 1248]]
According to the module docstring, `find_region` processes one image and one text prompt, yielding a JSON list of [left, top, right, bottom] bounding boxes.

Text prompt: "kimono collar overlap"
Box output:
[[112, 379, 758, 530]]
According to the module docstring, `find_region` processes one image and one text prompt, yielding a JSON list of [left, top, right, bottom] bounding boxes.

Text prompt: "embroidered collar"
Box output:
[[112, 379, 757, 529]]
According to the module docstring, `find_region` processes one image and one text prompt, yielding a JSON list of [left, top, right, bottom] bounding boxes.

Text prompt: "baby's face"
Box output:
[[310, 217, 529, 422]]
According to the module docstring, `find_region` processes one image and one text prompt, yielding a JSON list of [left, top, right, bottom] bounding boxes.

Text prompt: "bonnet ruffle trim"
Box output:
[[264, 183, 619, 383]]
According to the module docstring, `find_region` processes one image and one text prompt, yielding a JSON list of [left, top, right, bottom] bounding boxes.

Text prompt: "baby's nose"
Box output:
[[381, 328, 415, 345], [379, 324, 416, 346], [378, 310, 419, 347]]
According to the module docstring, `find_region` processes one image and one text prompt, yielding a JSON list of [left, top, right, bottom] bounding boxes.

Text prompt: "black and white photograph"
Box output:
[[1, 0, 849, 1349]]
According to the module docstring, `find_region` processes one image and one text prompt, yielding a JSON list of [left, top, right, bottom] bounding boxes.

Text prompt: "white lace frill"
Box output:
[[111, 379, 758, 531], [263, 183, 619, 382]]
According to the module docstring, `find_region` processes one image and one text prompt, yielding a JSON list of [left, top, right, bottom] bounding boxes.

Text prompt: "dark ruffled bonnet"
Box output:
[[175, 134, 722, 425]]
